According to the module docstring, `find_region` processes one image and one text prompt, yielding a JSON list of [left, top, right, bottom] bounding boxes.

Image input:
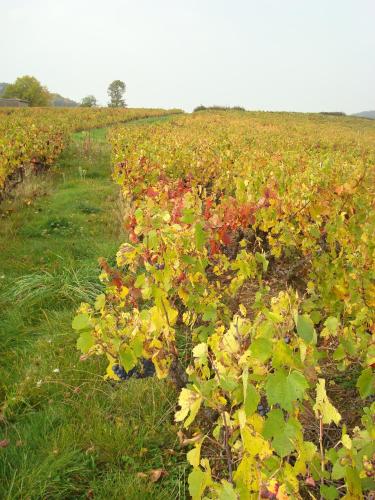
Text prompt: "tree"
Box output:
[[3, 75, 51, 106], [80, 95, 97, 107], [107, 80, 126, 108]]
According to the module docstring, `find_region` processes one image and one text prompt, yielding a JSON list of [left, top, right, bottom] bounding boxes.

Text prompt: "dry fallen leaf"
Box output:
[[165, 448, 178, 456], [149, 469, 168, 483], [0, 439, 10, 448]]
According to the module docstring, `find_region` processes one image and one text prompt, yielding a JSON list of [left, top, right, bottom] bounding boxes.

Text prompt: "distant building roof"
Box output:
[[0, 98, 29, 107]]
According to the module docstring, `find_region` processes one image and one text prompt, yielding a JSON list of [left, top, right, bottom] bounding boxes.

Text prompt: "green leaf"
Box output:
[[310, 309, 322, 324], [262, 410, 300, 457], [202, 304, 217, 322], [325, 448, 338, 463], [345, 466, 363, 498], [119, 347, 137, 372], [265, 370, 308, 411], [134, 207, 143, 223], [271, 340, 294, 367], [130, 336, 143, 357], [134, 273, 145, 288], [218, 480, 238, 500], [262, 409, 285, 439], [219, 376, 238, 393], [251, 338, 273, 363], [72, 313, 91, 331], [244, 383, 260, 416], [188, 468, 208, 500], [356, 367, 375, 399], [333, 344, 346, 361], [255, 252, 269, 272], [320, 485, 339, 500], [181, 208, 195, 224], [76, 330, 94, 353], [266, 371, 292, 411], [295, 314, 315, 343], [272, 420, 299, 457], [288, 370, 309, 400], [324, 316, 339, 333], [331, 459, 346, 480], [199, 378, 217, 398], [195, 223, 207, 251]]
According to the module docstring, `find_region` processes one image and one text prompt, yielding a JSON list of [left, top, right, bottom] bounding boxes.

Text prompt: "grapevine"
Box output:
[[74, 111, 375, 498], [0, 107, 182, 193]]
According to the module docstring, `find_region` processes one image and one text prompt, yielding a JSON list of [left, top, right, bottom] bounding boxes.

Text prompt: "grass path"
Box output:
[[0, 123, 186, 499]]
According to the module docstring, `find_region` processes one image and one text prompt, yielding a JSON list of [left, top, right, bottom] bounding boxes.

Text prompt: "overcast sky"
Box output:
[[1, 0, 374, 113]]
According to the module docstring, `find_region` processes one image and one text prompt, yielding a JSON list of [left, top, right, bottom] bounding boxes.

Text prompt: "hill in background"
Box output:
[[50, 93, 79, 107], [352, 110, 375, 120], [0, 82, 9, 95]]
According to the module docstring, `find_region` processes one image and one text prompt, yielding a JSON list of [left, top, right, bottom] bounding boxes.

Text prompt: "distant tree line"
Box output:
[[1, 75, 127, 108], [194, 105, 246, 112], [319, 112, 346, 116]]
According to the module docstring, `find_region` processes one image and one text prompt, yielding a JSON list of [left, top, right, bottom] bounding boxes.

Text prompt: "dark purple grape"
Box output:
[[112, 358, 155, 382], [141, 359, 155, 377], [284, 336, 291, 344], [112, 364, 129, 380]]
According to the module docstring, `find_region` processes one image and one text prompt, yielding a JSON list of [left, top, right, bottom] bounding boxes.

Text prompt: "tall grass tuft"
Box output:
[[2, 266, 103, 308]]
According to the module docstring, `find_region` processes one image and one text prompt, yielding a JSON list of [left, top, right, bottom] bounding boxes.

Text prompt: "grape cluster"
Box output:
[[257, 403, 270, 417], [155, 263, 165, 270], [140, 358, 156, 377], [112, 364, 136, 380], [112, 358, 155, 381]]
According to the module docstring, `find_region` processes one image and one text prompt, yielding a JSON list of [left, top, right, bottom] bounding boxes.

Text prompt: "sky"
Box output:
[[1, 0, 374, 113]]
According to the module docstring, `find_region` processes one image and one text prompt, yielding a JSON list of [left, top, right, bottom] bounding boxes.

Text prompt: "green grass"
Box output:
[[0, 123, 187, 499]]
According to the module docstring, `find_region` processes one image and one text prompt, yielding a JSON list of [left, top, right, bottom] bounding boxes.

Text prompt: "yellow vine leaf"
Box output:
[[187, 441, 202, 468], [175, 388, 203, 428], [313, 378, 341, 425]]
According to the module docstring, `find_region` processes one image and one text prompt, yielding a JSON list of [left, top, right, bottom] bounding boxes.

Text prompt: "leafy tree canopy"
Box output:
[[107, 80, 126, 108], [3, 75, 51, 107], [80, 95, 97, 107]]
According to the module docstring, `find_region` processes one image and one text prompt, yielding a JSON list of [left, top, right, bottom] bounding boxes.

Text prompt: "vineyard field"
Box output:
[[0, 109, 374, 499], [0, 107, 181, 193], [75, 111, 375, 498]]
